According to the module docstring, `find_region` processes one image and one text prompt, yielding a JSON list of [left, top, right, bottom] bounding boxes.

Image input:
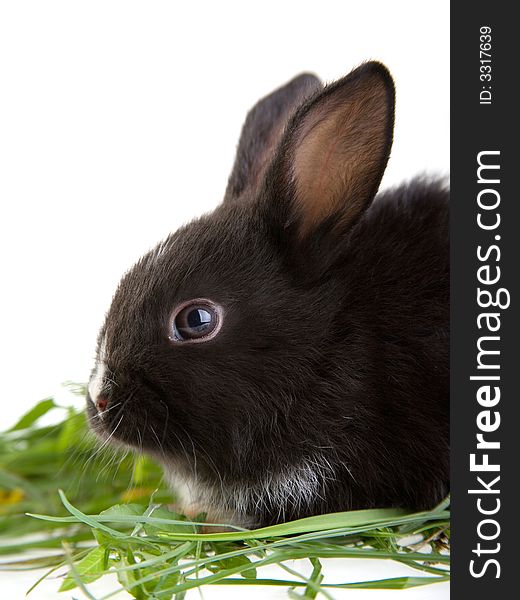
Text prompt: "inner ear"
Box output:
[[270, 62, 395, 239]]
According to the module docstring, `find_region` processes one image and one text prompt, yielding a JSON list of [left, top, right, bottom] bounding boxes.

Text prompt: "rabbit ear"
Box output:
[[266, 62, 395, 239], [224, 73, 322, 202]]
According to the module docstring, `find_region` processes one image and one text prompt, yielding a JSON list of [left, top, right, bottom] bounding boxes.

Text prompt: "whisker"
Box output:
[[157, 399, 198, 499], [150, 425, 168, 464], [84, 413, 125, 468]]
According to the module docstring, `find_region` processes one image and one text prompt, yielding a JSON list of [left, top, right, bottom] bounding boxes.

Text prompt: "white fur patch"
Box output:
[[232, 455, 336, 523], [164, 468, 203, 510], [164, 454, 337, 526], [88, 336, 107, 406]]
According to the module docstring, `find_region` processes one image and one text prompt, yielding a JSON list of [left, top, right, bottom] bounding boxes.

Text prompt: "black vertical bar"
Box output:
[[452, 2, 517, 596]]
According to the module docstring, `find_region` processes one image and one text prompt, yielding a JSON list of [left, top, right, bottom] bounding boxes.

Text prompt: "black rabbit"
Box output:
[[87, 62, 449, 527]]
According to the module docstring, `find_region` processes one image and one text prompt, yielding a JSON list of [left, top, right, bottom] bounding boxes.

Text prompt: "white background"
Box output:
[[0, 1, 449, 598]]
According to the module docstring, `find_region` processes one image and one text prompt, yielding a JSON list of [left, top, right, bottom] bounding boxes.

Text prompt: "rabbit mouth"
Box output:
[[85, 335, 167, 451], [86, 390, 128, 446], [86, 372, 180, 458]]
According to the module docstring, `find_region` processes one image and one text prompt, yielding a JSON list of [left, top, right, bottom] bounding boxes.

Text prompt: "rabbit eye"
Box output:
[[169, 299, 223, 343]]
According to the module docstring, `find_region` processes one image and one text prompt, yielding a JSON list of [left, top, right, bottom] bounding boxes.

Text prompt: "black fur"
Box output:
[[87, 62, 449, 527]]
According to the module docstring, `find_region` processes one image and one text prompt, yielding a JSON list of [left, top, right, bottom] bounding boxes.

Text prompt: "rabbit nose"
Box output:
[[95, 395, 109, 412]]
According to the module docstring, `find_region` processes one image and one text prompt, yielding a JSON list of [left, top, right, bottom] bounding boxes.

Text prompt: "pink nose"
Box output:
[[95, 395, 108, 412]]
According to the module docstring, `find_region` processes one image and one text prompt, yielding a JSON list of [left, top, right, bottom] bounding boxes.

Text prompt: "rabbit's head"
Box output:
[[87, 63, 400, 521]]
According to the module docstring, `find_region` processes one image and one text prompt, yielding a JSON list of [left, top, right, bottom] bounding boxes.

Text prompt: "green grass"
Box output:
[[0, 387, 450, 599]]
